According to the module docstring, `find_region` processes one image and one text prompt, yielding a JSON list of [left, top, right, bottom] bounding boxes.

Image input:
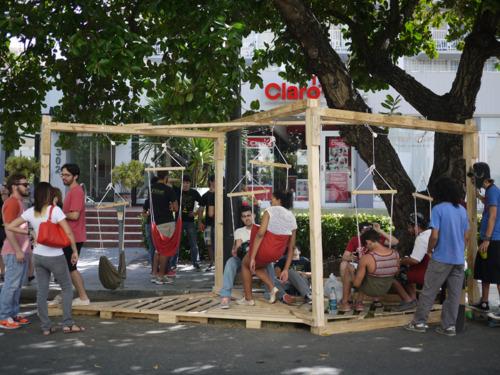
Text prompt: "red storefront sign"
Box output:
[[264, 76, 322, 101]]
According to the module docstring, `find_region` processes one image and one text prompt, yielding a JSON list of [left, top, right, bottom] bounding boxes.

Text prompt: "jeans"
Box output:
[[0, 253, 29, 319], [144, 222, 155, 265], [34, 254, 74, 331], [170, 221, 199, 268], [285, 269, 311, 297], [220, 257, 277, 298], [412, 259, 464, 329]]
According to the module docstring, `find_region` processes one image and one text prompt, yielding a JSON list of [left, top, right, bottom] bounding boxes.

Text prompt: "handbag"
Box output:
[[37, 205, 71, 248]]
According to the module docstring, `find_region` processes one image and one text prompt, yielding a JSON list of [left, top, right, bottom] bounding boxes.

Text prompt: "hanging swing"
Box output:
[[146, 144, 185, 258], [353, 125, 397, 249]]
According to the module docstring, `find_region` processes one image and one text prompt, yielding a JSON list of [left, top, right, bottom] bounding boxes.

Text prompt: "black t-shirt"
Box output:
[[150, 182, 178, 224], [200, 190, 215, 226], [178, 188, 201, 222], [276, 256, 311, 273]]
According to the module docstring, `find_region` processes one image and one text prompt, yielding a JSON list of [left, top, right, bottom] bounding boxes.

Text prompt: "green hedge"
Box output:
[[295, 213, 393, 260]]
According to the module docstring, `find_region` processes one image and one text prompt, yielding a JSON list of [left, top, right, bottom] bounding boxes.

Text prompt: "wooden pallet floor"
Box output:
[[48, 291, 445, 335]]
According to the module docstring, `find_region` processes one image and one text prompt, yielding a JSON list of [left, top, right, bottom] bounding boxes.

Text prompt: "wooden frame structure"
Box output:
[[41, 99, 479, 335]]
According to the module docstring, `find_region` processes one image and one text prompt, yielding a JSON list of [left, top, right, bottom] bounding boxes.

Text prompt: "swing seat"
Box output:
[[151, 218, 183, 257], [249, 224, 290, 266], [98, 253, 126, 290]]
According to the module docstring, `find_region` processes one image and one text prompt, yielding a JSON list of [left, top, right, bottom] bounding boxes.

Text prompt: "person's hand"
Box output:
[[372, 223, 381, 232], [250, 258, 256, 274], [479, 241, 490, 254], [15, 251, 25, 263], [279, 269, 289, 283], [198, 223, 205, 232], [231, 248, 238, 257], [71, 251, 79, 265]]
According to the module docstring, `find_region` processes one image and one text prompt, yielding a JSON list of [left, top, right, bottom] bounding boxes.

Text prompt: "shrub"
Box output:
[[111, 160, 145, 191], [5, 156, 39, 182]]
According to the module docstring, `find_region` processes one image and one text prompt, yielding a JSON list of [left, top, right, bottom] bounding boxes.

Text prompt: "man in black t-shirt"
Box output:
[[170, 175, 202, 271], [275, 248, 312, 304], [198, 175, 215, 271], [150, 171, 178, 285]]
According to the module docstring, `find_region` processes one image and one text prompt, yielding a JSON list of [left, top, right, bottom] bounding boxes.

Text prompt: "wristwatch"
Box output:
[[484, 236, 492, 241]]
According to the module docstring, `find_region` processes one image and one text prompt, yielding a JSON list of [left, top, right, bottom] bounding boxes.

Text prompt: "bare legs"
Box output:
[[240, 254, 275, 301], [71, 270, 89, 301]]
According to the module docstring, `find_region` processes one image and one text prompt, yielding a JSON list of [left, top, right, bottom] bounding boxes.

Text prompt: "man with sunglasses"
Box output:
[[0, 174, 31, 329]]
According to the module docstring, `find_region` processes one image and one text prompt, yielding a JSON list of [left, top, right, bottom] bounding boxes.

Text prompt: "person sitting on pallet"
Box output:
[[219, 206, 275, 309], [392, 212, 431, 311], [339, 229, 400, 312], [340, 222, 399, 312], [274, 247, 312, 305], [238, 190, 297, 306]]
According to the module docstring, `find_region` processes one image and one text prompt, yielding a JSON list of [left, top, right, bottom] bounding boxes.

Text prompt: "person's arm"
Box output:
[[479, 205, 497, 253], [58, 219, 79, 264], [279, 229, 296, 282], [427, 228, 439, 257], [231, 239, 243, 257], [341, 249, 356, 262], [249, 211, 270, 273], [373, 222, 399, 245], [400, 256, 419, 267], [65, 211, 80, 221], [353, 256, 368, 288], [5, 216, 28, 262], [197, 205, 205, 231]]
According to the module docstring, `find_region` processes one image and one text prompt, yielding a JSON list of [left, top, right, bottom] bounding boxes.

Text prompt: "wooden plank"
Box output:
[[306, 99, 325, 328], [214, 135, 225, 292], [139, 297, 182, 311], [319, 108, 476, 135], [144, 166, 185, 172], [100, 311, 114, 319], [463, 124, 480, 304], [352, 189, 397, 195], [412, 192, 433, 202], [40, 117, 52, 182], [135, 121, 261, 130], [226, 189, 270, 198], [96, 201, 129, 210], [234, 100, 308, 124], [158, 313, 179, 324], [249, 160, 292, 169], [246, 320, 262, 329]]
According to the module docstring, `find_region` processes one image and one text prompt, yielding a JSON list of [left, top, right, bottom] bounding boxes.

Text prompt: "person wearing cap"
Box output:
[[170, 174, 202, 272], [392, 212, 432, 311], [469, 162, 500, 313]]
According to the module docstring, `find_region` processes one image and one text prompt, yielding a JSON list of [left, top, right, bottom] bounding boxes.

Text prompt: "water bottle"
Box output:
[[329, 289, 338, 315]]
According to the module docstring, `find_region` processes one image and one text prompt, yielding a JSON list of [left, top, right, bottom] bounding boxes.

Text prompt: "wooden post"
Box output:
[[305, 99, 325, 330], [214, 135, 225, 292], [40, 116, 52, 182], [463, 120, 479, 304]]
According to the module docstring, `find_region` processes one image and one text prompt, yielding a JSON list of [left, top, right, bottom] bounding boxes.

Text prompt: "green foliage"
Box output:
[[295, 213, 393, 260], [111, 160, 145, 191], [380, 94, 402, 115], [5, 155, 39, 182]]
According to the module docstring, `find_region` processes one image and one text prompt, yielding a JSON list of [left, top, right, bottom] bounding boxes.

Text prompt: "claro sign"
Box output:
[[264, 76, 322, 101]]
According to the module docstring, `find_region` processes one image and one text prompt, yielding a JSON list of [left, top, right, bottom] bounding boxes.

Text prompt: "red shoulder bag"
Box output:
[[37, 205, 71, 248]]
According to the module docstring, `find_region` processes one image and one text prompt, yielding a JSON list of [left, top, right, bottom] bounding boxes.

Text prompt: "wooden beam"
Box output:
[[412, 192, 433, 202], [40, 116, 52, 182], [352, 189, 397, 195], [305, 99, 325, 328], [234, 100, 308, 123], [96, 201, 129, 210], [134, 121, 261, 130], [144, 167, 185, 172], [226, 189, 270, 198], [214, 135, 225, 292], [463, 121, 480, 304], [249, 160, 292, 169], [319, 108, 476, 135]]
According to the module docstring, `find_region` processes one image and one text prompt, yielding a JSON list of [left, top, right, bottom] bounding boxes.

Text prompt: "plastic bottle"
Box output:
[[329, 288, 338, 315]]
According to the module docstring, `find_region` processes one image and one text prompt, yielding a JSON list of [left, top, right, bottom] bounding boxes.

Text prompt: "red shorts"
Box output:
[[407, 254, 430, 285], [248, 224, 290, 267]]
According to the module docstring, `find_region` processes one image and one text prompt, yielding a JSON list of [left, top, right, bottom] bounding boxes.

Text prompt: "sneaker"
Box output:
[[153, 277, 173, 285], [204, 264, 214, 272], [13, 316, 30, 325], [435, 326, 456, 337], [48, 294, 62, 306], [72, 298, 91, 306], [487, 312, 500, 321], [235, 297, 255, 306], [404, 322, 428, 333], [282, 293, 295, 305], [166, 270, 177, 278], [338, 301, 352, 312], [194, 264, 202, 272], [0, 318, 21, 330], [392, 300, 417, 312], [471, 301, 489, 311], [220, 297, 230, 309], [269, 287, 279, 304], [354, 301, 365, 312]]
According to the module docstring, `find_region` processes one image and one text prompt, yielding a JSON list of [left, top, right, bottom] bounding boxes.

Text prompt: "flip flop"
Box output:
[[42, 327, 58, 336], [63, 325, 85, 334]]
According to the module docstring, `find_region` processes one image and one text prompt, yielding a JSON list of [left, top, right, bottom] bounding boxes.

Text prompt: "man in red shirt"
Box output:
[[0, 174, 31, 329], [60, 164, 90, 306]]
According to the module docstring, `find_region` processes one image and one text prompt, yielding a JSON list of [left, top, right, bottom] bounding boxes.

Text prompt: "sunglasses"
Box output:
[[16, 183, 30, 187]]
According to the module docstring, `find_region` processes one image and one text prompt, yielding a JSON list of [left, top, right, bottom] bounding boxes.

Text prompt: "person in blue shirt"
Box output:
[[470, 162, 500, 313], [406, 177, 469, 336]]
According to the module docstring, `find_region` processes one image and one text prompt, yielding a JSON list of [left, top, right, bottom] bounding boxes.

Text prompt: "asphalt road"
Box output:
[[1, 314, 499, 375]]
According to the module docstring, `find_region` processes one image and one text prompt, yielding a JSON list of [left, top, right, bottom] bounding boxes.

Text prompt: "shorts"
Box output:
[[474, 240, 500, 284], [157, 222, 176, 238], [358, 275, 394, 297], [204, 226, 213, 246], [63, 242, 83, 272]]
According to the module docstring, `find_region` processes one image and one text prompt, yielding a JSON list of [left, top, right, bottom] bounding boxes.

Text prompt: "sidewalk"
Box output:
[[16, 247, 215, 302]]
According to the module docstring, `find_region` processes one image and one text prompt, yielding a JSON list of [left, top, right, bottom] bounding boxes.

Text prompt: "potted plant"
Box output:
[[5, 156, 40, 182], [111, 160, 145, 202]]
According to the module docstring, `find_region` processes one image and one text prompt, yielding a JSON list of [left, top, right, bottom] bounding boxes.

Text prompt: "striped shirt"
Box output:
[[368, 250, 400, 278]]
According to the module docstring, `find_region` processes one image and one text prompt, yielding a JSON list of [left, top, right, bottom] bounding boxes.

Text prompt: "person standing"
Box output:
[[59, 164, 90, 306], [405, 177, 469, 336], [198, 175, 215, 271], [170, 175, 201, 272], [470, 162, 500, 311], [0, 174, 31, 329]]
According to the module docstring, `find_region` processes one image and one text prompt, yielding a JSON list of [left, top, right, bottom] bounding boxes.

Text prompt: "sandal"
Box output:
[[63, 324, 85, 334], [354, 301, 365, 312], [42, 327, 57, 336]]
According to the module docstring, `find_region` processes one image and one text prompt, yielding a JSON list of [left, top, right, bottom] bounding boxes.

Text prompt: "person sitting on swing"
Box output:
[[238, 190, 297, 306], [339, 229, 400, 312]]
